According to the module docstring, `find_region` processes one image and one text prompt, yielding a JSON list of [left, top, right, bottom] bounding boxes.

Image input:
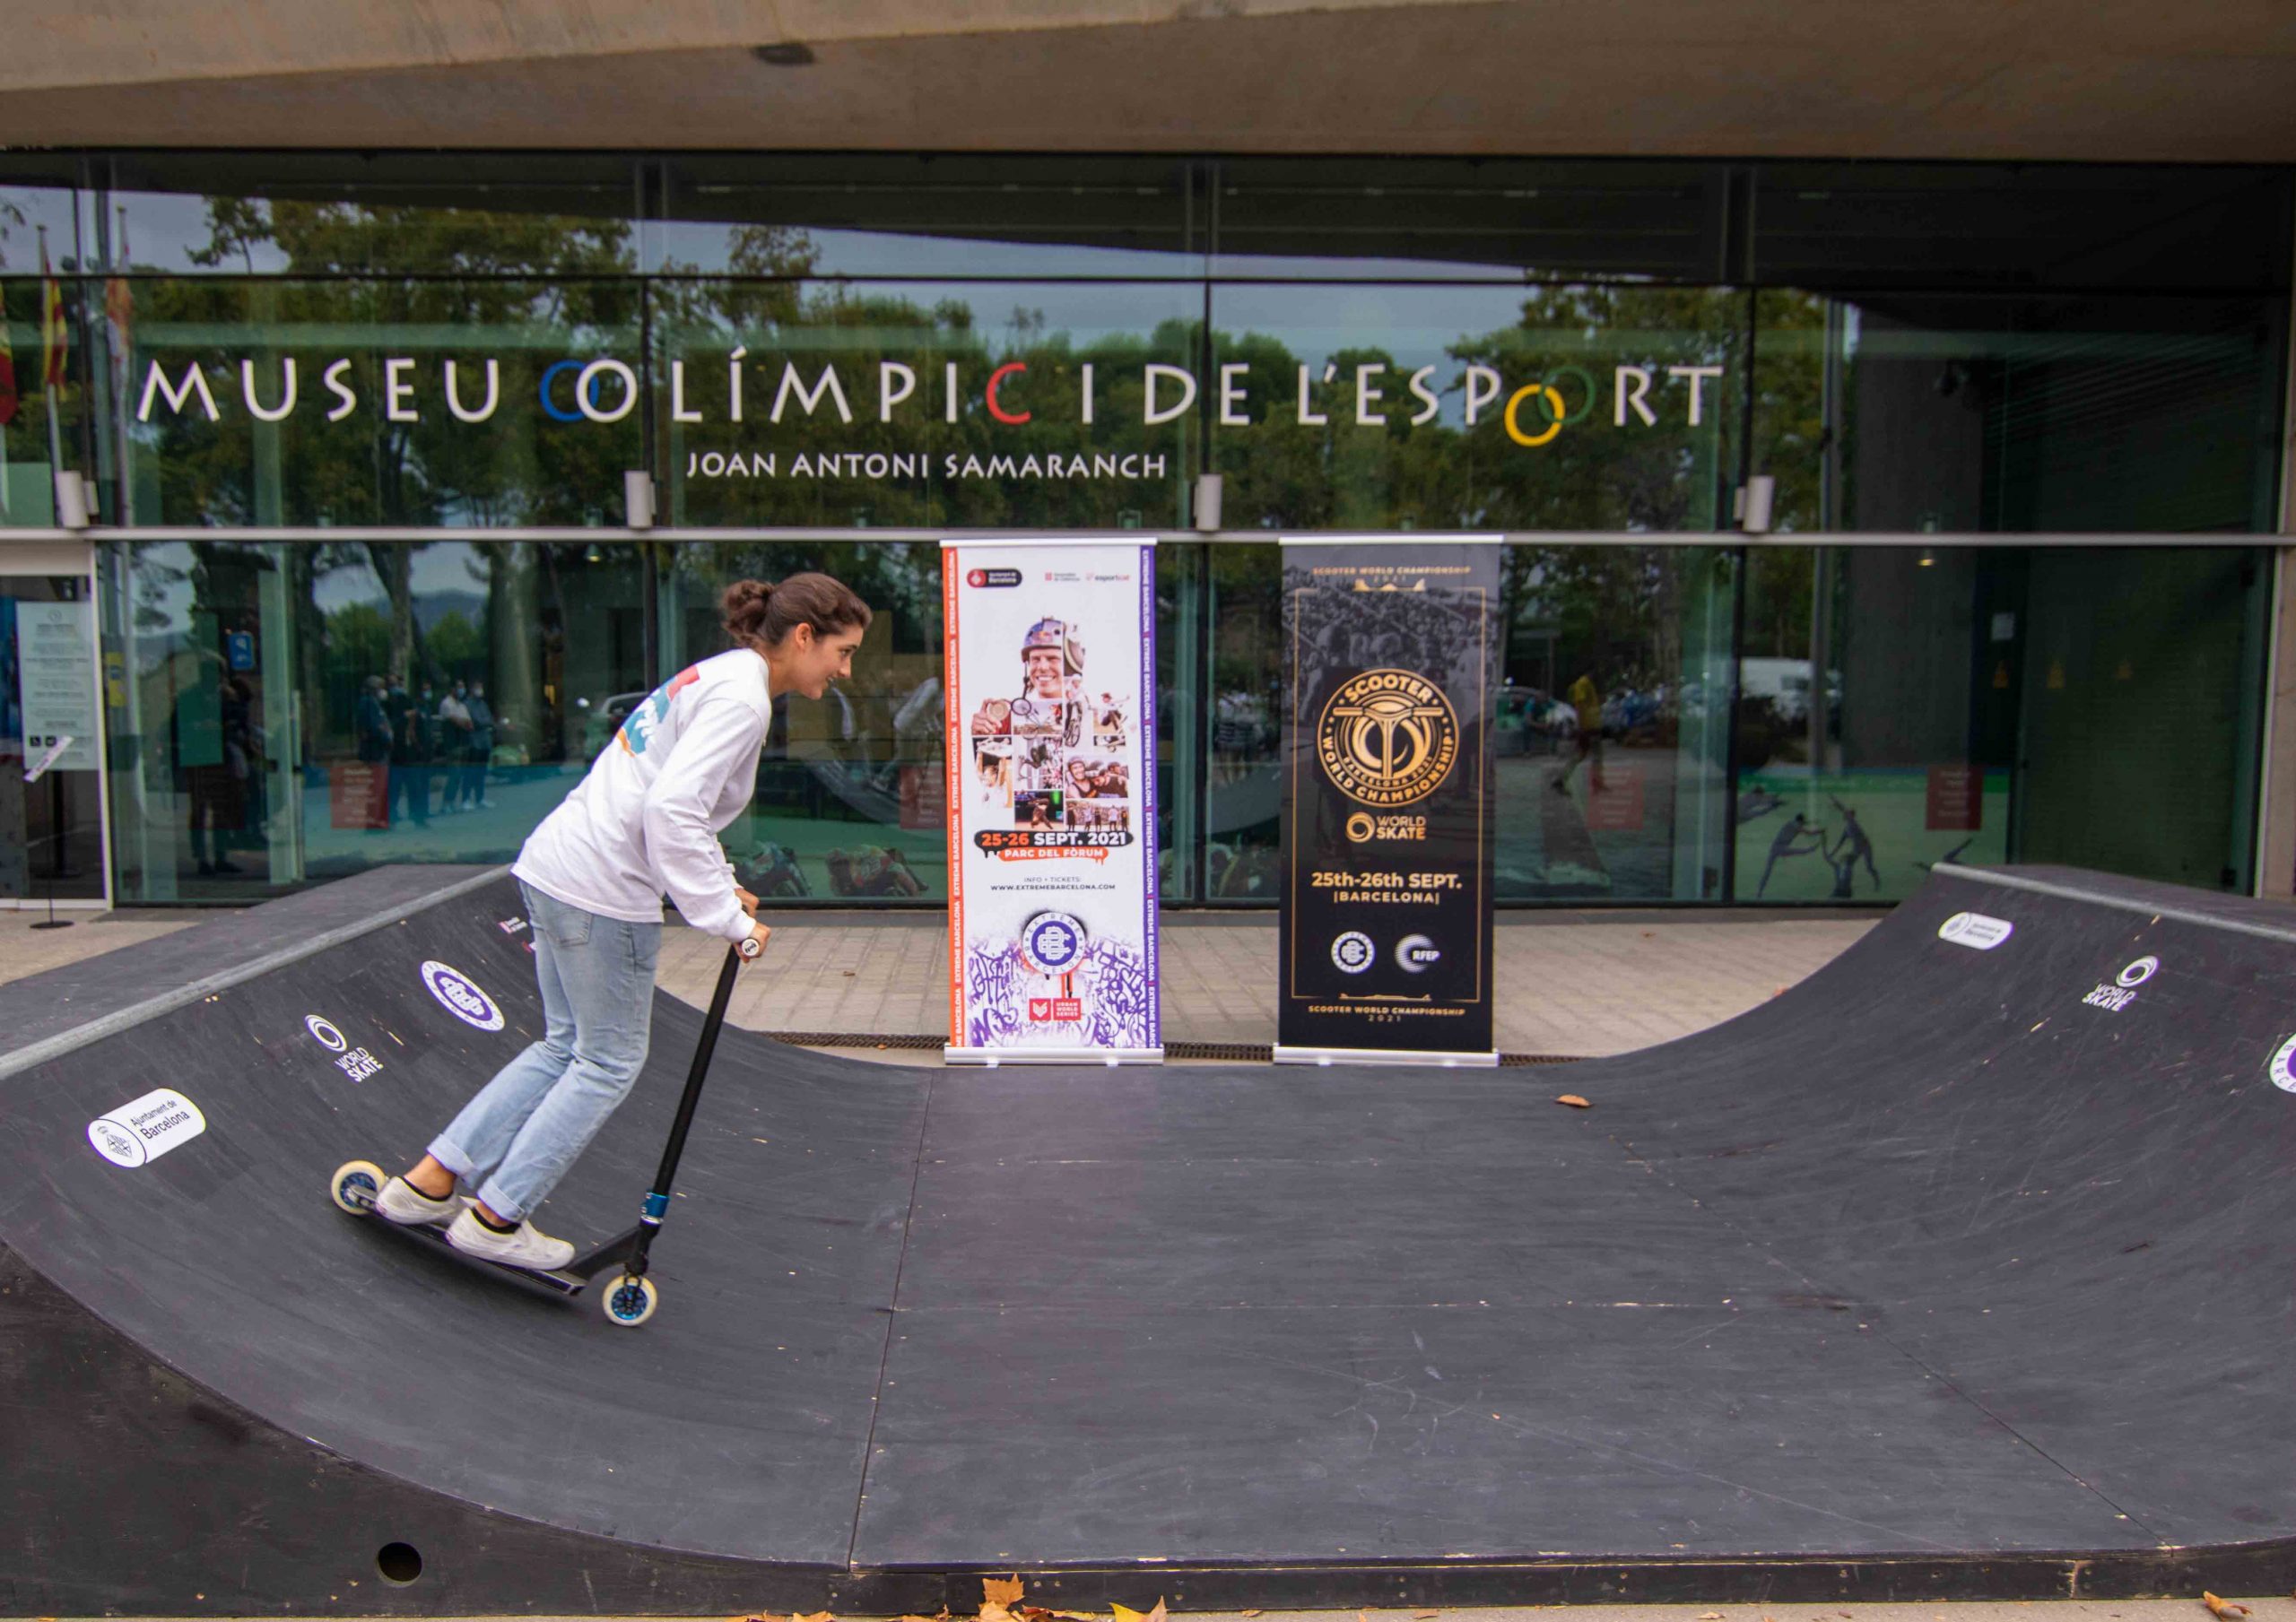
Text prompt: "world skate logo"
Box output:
[[2081, 955, 2157, 1013], [305, 1014, 349, 1053], [420, 960, 505, 1031], [1937, 912, 2013, 950]]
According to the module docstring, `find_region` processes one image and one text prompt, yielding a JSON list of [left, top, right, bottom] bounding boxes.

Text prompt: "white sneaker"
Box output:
[[374, 1175, 471, 1227], [446, 1208, 576, 1271]]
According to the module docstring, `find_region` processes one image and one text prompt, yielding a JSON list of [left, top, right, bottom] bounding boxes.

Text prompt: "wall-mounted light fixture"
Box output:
[[53, 470, 90, 531], [1193, 473, 1224, 532], [1735, 474, 1775, 534], [623, 470, 656, 531]]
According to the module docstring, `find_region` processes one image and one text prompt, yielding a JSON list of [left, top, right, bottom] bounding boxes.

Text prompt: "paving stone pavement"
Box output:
[[0, 902, 1873, 1062], [657, 911, 1877, 1059]]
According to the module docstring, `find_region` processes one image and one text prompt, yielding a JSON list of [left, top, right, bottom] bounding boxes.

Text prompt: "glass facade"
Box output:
[[0, 153, 2284, 907]]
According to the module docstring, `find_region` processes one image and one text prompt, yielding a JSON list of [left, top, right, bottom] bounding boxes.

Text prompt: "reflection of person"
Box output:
[[1757, 812, 1827, 899], [374, 574, 873, 1271], [436, 681, 472, 814], [1824, 802, 1879, 898], [384, 673, 428, 828], [1554, 671, 1605, 795], [355, 674, 391, 764], [458, 681, 497, 809], [187, 672, 250, 878]]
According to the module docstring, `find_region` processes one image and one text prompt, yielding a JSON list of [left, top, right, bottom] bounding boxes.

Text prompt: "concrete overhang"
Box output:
[[4, 0, 2294, 162]]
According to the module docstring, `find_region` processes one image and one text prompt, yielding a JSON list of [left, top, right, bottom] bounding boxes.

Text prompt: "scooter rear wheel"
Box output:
[[602, 1273, 658, 1326], [331, 1158, 386, 1215]]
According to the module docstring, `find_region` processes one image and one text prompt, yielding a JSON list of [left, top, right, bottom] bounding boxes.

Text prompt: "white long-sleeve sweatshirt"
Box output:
[[513, 647, 770, 944]]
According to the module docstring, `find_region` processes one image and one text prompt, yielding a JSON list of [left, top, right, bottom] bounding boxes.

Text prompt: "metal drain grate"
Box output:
[[770, 1030, 1583, 1066]]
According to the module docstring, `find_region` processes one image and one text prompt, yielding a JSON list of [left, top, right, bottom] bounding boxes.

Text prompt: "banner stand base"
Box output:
[[1274, 1045, 1499, 1069], [945, 1046, 1166, 1067]]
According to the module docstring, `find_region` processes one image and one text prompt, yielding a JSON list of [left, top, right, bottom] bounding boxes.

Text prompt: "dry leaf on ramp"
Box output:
[[1556, 1094, 1592, 1108], [2202, 1596, 2249, 1619], [984, 1580, 1026, 1609]]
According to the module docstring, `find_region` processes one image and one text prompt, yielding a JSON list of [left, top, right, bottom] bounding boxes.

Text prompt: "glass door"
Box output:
[[1, 569, 107, 905]]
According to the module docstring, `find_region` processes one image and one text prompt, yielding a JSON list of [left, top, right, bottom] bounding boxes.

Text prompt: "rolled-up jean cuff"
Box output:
[[427, 1133, 478, 1184], [471, 1178, 527, 1225]]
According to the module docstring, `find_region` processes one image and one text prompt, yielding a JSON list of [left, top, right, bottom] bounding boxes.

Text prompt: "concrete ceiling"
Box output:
[[4, 0, 2294, 161]]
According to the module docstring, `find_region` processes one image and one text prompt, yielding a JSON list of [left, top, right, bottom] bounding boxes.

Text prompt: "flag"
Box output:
[[39, 242, 68, 394], [0, 286, 18, 427]]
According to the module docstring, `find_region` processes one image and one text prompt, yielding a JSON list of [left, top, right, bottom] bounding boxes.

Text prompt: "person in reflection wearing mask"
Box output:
[[435, 681, 473, 814], [370, 575, 873, 1271], [459, 680, 498, 810]]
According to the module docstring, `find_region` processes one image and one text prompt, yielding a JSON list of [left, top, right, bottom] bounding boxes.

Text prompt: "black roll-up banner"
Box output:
[[1277, 538, 1500, 1064]]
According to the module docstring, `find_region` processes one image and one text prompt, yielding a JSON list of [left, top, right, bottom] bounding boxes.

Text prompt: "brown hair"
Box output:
[[721, 573, 872, 654]]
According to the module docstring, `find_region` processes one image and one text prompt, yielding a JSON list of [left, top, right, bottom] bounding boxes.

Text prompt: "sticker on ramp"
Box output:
[[420, 960, 505, 1031], [2269, 1036, 2296, 1094], [87, 1089, 207, 1168], [1937, 911, 2013, 950]]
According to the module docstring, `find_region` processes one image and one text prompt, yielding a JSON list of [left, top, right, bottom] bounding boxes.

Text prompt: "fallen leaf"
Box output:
[[985, 1580, 1026, 1611], [2203, 1597, 2249, 1619], [1416, 1612, 1441, 1618], [1701, 1613, 1724, 1618], [1556, 1094, 1592, 1109], [796, 1613, 833, 1622], [1242, 1613, 1264, 1618]]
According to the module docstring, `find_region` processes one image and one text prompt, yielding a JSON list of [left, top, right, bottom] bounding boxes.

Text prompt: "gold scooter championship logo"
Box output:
[[1315, 669, 1459, 808]]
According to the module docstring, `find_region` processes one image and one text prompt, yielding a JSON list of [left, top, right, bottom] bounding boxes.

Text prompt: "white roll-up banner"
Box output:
[[942, 540, 1162, 1063]]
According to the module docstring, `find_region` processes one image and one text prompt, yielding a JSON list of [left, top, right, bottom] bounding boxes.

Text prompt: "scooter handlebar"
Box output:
[[737, 936, 764, 961]]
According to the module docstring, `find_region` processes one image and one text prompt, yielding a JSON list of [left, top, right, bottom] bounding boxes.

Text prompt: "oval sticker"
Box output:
[[1938, 911, 2013, 950], [87, 1088, 208, 1168], [420, 960, 505, 1031]]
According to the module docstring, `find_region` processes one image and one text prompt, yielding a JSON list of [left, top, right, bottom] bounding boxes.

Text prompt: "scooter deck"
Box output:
[[344, 1204, 641, 1298]]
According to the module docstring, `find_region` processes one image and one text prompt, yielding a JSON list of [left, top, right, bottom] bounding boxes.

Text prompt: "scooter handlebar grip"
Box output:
[[737, 936, 764, 961]]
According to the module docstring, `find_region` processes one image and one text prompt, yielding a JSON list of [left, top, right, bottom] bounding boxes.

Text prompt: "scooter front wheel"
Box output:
[[601, 1273, 659, 1327], [331, 1158, 386, 1215]]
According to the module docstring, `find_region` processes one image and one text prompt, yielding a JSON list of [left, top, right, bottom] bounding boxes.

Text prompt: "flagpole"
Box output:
[[39, 224, 65, 516]]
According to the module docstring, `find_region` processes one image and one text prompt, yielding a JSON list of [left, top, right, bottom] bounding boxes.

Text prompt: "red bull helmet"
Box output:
[[1022, 617, 1084, 675]]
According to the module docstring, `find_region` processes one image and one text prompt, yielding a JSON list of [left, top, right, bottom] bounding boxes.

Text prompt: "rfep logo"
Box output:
[[420, 960, 505, 1031]]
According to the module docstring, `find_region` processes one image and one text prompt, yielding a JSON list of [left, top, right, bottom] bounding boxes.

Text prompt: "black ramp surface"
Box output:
[[0, 877, 929, 1608], [3, 863, 2295, 1614]]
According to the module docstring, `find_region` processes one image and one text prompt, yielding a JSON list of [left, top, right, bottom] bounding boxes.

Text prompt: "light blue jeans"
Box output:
[[430, 881, 660, 1223]]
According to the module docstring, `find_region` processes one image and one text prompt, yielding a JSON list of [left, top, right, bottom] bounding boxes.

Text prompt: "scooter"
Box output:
[[328, 935, 760, 1328]]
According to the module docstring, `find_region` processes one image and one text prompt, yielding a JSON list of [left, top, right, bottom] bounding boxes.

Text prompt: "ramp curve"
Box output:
[[2, 864, 2292, 1613]]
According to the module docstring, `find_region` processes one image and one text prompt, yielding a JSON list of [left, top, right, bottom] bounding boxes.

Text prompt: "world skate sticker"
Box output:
[[87, 1089, 207, 1168], [421, 960, 505, 1031], [2268, 1035, 2296, 1094], [1937, 912, 2013, 950], [2081, 955, 2158, 1013]]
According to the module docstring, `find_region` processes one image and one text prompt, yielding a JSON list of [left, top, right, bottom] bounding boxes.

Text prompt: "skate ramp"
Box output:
[[2, 863, 2292, 1613]]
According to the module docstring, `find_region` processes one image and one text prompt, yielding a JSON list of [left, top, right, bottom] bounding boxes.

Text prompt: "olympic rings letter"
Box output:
[[986, 362, 1031, 426], [1504, 384, 1567, 448]]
